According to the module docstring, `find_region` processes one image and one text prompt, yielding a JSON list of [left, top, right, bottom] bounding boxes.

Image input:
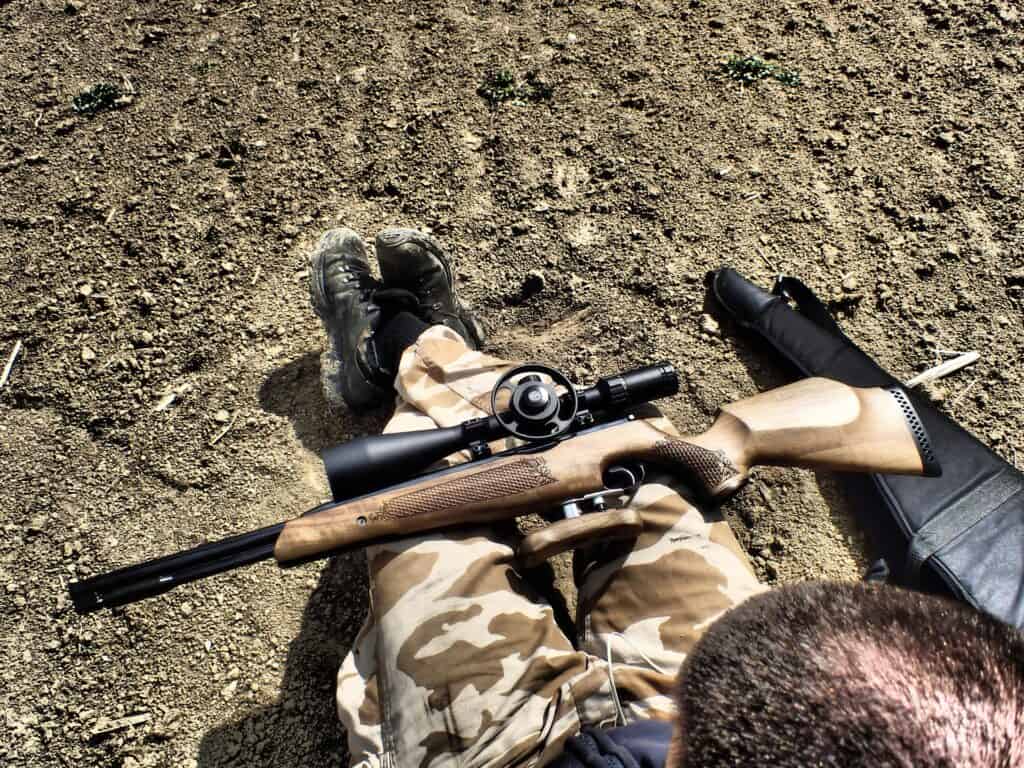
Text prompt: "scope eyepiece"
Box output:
[[590, 362, 679, 411]]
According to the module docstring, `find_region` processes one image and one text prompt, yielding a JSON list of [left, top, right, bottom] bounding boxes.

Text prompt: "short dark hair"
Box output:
[[673, 581, 1024, 767]]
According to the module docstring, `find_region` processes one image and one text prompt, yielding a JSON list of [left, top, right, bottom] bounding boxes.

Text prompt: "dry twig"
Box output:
[[209, 413, 237, 446], [755, 247, 778, 273], [0, 340, 23, 390], [905, 351, 979, 388], [91, 712, 151, 737], [222, 2, 257, 15], [950, 377, 979, 407]]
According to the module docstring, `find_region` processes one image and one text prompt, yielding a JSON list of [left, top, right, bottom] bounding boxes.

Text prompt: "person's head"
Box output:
[[669, 581, 1024, 767]]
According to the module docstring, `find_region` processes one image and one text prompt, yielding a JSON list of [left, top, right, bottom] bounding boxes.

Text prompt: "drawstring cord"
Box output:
[[604, 631, 669, 726]]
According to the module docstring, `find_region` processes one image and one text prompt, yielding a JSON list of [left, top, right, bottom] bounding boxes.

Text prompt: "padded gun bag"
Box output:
[[712, 267, 1024, 629]]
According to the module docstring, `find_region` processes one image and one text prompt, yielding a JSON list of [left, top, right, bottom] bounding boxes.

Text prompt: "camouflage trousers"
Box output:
[[336, 326, 766, 768]]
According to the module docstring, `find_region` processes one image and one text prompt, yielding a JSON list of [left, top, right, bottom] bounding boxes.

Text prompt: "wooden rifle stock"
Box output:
[[274, 378, 937, 563]]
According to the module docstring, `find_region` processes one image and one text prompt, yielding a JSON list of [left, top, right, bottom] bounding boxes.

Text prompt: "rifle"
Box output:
[[69, 363, 939, 614]]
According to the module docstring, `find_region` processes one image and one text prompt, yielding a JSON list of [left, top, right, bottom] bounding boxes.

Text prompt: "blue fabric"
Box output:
[[553, 721, 673, 768]]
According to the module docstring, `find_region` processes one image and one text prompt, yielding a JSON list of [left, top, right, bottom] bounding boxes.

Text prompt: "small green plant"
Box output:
[[719, 55, 801, 87], [478, 70, 554, 106], [72, 82, 124, 115]]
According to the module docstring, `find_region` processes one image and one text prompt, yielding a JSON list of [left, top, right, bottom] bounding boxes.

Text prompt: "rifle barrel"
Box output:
[[67, 363, 679, 615], [69, 523, 285, 613]]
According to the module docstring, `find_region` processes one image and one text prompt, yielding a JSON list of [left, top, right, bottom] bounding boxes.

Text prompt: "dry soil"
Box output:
[[1, 0, 1022, 766]]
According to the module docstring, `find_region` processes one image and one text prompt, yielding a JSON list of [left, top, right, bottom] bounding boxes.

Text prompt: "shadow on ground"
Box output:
[[258, 351, 389, 456], [196, 552, 367, 767], [196, 354, 391, 767]]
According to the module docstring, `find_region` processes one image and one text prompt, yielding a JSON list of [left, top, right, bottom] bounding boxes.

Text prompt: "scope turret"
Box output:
[[322, 362, 679, 502]]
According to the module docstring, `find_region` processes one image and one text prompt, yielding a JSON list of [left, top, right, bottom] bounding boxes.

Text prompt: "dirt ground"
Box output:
[[1, 0, 1022, 765]]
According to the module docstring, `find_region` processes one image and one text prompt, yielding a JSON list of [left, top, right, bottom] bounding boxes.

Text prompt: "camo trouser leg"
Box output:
[[336, 326, 766, 768]]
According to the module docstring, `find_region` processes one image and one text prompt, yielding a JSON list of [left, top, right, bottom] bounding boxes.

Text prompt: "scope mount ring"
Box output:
[[491, 364, 578, 441]]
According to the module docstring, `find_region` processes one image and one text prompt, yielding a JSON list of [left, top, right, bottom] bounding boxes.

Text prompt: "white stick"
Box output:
[[209, 413, 237, 446], [904, 351, 979, 388], [154, 392, 177, 412], [0, 340, 23, 389], [951, 377, 979, 407]]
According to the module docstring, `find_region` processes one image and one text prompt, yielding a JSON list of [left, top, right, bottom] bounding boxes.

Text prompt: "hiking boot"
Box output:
[[308, 228, 390, 411], [374, 228, 485, 349]]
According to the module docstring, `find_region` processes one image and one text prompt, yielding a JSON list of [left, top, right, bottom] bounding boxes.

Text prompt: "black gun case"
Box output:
[[712, 267, 1024, 629]]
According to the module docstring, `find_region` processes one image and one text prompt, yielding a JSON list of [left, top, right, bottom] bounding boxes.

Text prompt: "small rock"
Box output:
[[708, 16, 727, 28], [995, 5, 1018, 24], [765, 560, 779, 579], [1006, 268, 1024, 286], [699, 314, 721, 337], [220, 260, 236, 274], [81, 347, 96, 363], [513, 270, 545, 304], [914, 260, 937, 277], [55, 119, 76, 136], [510, 220, 533, 236], [139, 330, 154, 345], [180, 602, 193, 616], [566, 32, 578, 45], [993, 53, 1017, 70], [940, 243, 960, 259], [935, 131, 956, 149], [214, 409, 231, 423], [841, 275, 859, 292], [78, 283, 93, 297], [460, 129, 483, 151], [221, 681, 238, 701]]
